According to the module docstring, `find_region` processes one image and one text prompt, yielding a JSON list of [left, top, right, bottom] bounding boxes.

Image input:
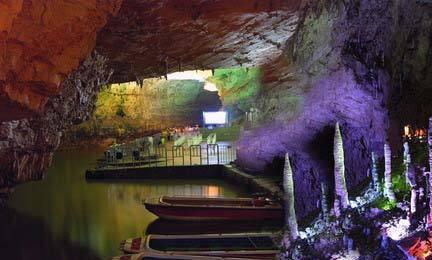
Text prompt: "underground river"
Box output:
[[0, 148, 250, 259]]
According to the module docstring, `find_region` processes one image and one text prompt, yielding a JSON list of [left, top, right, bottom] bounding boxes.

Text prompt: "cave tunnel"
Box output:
[[1, 0, 432, 259]]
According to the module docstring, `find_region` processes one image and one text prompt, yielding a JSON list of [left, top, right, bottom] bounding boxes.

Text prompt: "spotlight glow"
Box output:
[[203, 111, 227, 125], [167, 70, 212, 81]]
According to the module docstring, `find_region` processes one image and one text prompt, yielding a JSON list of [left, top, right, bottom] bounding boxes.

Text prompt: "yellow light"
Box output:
[[404, 125, 410, 137], [207, 186, 221, 197]]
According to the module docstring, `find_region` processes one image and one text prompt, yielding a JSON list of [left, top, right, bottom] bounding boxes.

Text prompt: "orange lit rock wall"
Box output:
[[0, 0, 122, 121]]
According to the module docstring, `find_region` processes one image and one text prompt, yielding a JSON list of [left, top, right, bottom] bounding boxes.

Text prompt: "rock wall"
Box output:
[[237, 0, 432, 218], [0, 0, 121, 121], [96, 0, 300, 83], [63, 80, 221, 143], [0, 52, 112, 194]]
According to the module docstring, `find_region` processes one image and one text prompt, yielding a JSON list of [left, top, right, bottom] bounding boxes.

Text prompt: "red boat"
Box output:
[[143, 196, 283, 221]]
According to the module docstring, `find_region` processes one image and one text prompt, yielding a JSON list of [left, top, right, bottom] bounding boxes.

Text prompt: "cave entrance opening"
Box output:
[[63, 66, 262, 163]]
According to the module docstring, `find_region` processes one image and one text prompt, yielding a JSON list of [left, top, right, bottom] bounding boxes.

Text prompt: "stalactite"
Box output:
[[403, 141, 411, 185], [371, 152, 380, 193], [333, 122, 349, 211], [384, 142, 396, 202], [283, 153, 298, 240]]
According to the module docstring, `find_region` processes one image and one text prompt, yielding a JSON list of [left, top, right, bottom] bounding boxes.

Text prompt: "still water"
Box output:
[[1, 148, 248, 259]]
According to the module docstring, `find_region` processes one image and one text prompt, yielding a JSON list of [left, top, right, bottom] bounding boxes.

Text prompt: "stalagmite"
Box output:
[[410, 189, 417, 214], [428, 117, 432, 225], [320, 182, 329, 220], [371, 152, 380, 193], [333, 122, 349, 211], [403, 142, 411, 185], [407, 165, 417, 215], [283, 153, 298, 240], [384, 142, 396, 202]]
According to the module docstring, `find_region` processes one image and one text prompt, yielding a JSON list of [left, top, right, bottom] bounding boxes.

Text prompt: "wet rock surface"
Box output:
[[0, 0, 121, 120], [96, 0, 300, 83], [0, 0, 431, 219], [237, 0, 432, 218], [0, 52, 111, 190]]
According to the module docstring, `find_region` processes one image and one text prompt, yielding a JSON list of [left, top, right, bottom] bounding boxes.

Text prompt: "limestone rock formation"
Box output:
[[0, 0, 121, 121], [0, 0, 431, 220], [333, 122, 349, 210], [0, 51, 112, 194], [237, 0, 432, 218], [283, 153, 298, 240], [0, 0, 302, 193], [96, 0, 301, 83], [383, 142, 396, 202]]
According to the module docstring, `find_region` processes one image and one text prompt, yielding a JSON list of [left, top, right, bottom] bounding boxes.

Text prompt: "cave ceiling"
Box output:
[[96, 0, 301, 83], [0, 0, 300, 121]]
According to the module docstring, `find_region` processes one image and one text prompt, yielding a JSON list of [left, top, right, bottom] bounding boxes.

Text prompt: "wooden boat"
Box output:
[[143, 196, 283, 221], [112, 251, 249, 260], [120, 233, 279, 259]]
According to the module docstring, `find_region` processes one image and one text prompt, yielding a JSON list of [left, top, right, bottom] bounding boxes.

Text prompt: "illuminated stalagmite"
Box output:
[[403, 142, 411, 185], [333, 122, 349, 211], [371, 152, 380, 193], [428, 117, 432, 224], [283, 153, 298, 240], [384, 142, 396, 202], [320, 182, 329, 219]]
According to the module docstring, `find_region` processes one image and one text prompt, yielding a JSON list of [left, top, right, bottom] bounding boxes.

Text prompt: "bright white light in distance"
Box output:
[[203, 112, 227, 125], [204, 82, 218, 92], [167, 70, 212, 82]]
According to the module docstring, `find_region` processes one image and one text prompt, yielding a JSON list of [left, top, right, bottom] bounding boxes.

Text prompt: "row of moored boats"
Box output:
[[113, 196, 284, 259]]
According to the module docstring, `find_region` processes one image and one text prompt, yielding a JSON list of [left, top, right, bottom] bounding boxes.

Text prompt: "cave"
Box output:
[[1, 0, 432, 259]]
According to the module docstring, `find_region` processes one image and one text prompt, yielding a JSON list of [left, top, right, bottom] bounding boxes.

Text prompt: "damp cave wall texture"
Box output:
[[237, 0, 432, 218], [0, 0, 122, 121], [0, 0, 430, 220], [0, 52, 112, 191], [0, 0, 300, 192]]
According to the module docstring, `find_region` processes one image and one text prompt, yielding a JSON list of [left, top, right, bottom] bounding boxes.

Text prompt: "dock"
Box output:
[[86, 164, 282, 198]]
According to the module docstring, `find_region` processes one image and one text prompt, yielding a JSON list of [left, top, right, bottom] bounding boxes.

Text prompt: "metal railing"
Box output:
[[98, 144, 236, 169]]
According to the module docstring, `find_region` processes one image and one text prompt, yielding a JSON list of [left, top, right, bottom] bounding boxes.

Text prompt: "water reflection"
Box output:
[[3, 148, 247, 259], [146, 219, 282, 236], [106, 182, 225, 204]]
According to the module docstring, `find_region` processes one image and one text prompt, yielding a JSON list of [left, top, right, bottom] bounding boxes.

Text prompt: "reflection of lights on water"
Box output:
[[207, 186, 221, 197], [108, 184, 224, 201]]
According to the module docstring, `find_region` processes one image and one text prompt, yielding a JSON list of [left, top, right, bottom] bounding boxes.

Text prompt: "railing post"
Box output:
[[172, 147, 175, 166], [190, 146, 192, 165], [217, 145, 220, 165], [165, 146, 168, 166], [206, 145, 209, 165], [199, 145, 203, 165]]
